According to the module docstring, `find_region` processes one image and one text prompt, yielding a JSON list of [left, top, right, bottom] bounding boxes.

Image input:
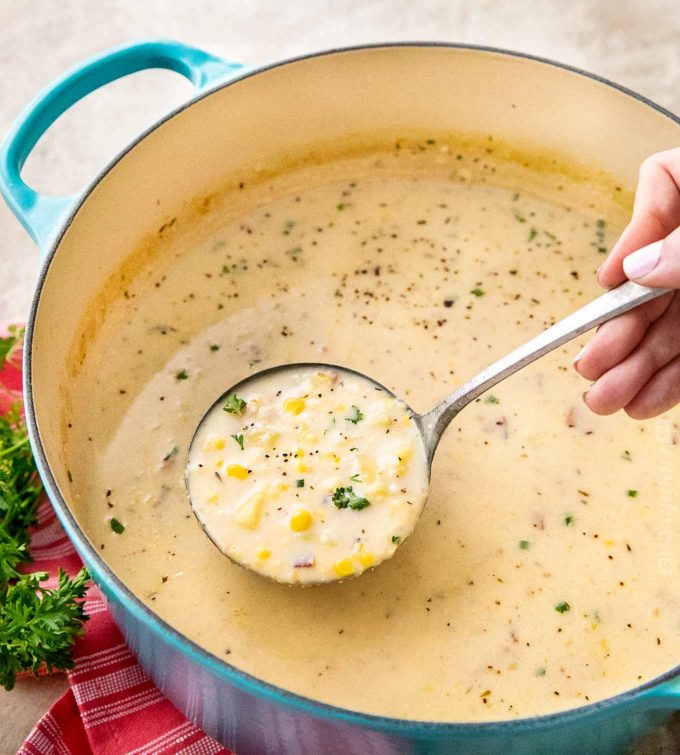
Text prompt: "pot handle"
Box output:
[[0, 39, 242, 251]]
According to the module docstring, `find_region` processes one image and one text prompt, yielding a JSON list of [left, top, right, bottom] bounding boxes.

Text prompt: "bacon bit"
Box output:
[[293, 555, 315, 568]]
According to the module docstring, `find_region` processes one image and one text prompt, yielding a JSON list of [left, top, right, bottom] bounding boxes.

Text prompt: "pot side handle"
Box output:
[[0, 39, 242, 252]]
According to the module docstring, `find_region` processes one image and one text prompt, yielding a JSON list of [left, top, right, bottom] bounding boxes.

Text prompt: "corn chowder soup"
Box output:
[[187, 367, 428, 583], [64, 137, 680, 722]]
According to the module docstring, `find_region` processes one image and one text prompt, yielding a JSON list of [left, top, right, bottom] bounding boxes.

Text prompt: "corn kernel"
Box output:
[[204, 437, 225, 451], [256, 548, 271, 560], [295, 448, 304, 458], [290, 509, 313, 532], [333, 558, 355, 577], [278, 483, 290, 491], [227, 464, 249, 480], [233, 492, 264, 528], [206, 493, 219, 505], [216, 459, 223, 467], [296, 461, 308, 473], [358, 552, 375, 568], [284, 398, 306, 415]]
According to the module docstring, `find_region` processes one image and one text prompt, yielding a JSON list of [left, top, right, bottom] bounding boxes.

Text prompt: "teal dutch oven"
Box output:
[[1, 40, 678, 754]]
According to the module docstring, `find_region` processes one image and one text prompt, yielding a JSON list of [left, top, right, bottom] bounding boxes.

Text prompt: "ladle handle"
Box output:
[[420, 272, 671, 458]]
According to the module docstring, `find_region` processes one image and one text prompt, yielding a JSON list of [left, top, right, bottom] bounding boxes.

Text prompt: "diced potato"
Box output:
[[358, 456, 377, 484], [233, 491, 264, 529]]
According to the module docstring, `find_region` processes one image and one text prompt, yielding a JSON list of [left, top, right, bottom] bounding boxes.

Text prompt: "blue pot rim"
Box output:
[[22, 41, 680, 736]]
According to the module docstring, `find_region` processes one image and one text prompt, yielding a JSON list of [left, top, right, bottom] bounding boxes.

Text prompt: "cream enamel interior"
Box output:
[[28, 47, 680, 724]]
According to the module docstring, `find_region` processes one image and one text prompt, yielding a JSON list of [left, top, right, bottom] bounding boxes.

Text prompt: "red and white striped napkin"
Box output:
[[2, 327, 231, 755]]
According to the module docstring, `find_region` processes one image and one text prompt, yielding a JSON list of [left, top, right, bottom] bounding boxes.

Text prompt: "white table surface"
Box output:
[[1, 1, 679, 751]]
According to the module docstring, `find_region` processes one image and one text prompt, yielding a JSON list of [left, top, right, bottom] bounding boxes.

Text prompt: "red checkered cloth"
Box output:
[[2, 328, 231, 755]]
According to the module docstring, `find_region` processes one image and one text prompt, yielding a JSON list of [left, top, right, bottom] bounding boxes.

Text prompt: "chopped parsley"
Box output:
[[175, 369, 189, 381], [230, 434, 245, 451], [332, 486, 371, 511], [621, 450, 632, 462], [337, 202, 348, 211], [484, 394, 500, 404], [223, 393, 247, 416], [627, 489, 638, 498], [535, 667, 547, 677], [470, 287, 486, 297], [346, 405, 364, 424], [554, 601, 571, 614], [564, 514, 574, 526], [349, 473, 362, 482], [513, 210, 527, 223], [163, 446, 179, 461], [296, 479, 305, 488], [209, 344, 220, 352], [528, 227, 538, 242], [392, 535, 401, 545], [110, 518, 125, 534], [282, 219, 295, 235], [519, 540, 530, 550]]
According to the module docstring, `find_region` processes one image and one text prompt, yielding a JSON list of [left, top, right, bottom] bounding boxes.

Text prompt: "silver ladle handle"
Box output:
[[418, 281, 671, 460]]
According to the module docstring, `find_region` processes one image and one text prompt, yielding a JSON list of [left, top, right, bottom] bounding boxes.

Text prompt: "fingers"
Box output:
[[622, 226, 680, 288], [597, 149, 680, 289], [574, 293, 673, 381], [582, 292, 680, 415], [625, 354, 680, 419]]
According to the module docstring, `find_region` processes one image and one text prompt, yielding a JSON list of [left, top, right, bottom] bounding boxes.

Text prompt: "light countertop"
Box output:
[[1, 1, 679, 752]]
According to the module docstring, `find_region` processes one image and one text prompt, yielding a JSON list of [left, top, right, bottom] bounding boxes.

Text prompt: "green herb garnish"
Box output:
[[392, 535, 401, 545], [163, 446, 179, 462], [349, 473, 362, 482], [0, 327, 90, 690], [209, 344, 220, 352], [627, 489, 638, 498], [528, 227, 538, 242], [485, 394, 500, 404], [346, 406, 364, 424], [555, 601, 571, 614], [230, 434, 245, 451], [535, 667, 547, 677], [564, 514, 574, 526], [175, 369, 189, 381], [110, 518, 125, 534], [513, 210, 527, 223], [223, 393, 247, 416], [519, 540, 530, 550], [470, 288, 486, 297], [621, 450, 632, 462], [332, 486, 371, 511], [296, 479, 305, 488]]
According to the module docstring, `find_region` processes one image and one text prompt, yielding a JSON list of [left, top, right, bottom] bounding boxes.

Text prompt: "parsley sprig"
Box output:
[[332, 486, 371, 511], [0, 327, 89, 690]]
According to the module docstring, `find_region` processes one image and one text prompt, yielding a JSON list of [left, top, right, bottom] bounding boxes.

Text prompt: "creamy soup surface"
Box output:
[[65, 138, 680, 721]]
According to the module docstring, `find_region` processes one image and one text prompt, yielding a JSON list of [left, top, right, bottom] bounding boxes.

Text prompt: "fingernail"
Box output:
[[622, 240, 663, 279], [582, 388, 590, 405], [573, 344, 588, 366]]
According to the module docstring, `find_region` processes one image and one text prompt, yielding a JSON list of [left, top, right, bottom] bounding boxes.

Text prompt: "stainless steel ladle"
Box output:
[[188, 265, 669, 582]]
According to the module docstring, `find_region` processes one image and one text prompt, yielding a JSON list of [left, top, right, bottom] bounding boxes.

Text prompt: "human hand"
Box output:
[[574, 148, 680, 419]]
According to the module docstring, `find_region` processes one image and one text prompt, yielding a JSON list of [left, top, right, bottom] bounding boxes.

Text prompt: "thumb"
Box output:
[[623, 228, 680, 288]]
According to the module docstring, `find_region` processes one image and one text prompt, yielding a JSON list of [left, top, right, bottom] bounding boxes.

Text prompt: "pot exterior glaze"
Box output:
[[1, 40, 679, 754]]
